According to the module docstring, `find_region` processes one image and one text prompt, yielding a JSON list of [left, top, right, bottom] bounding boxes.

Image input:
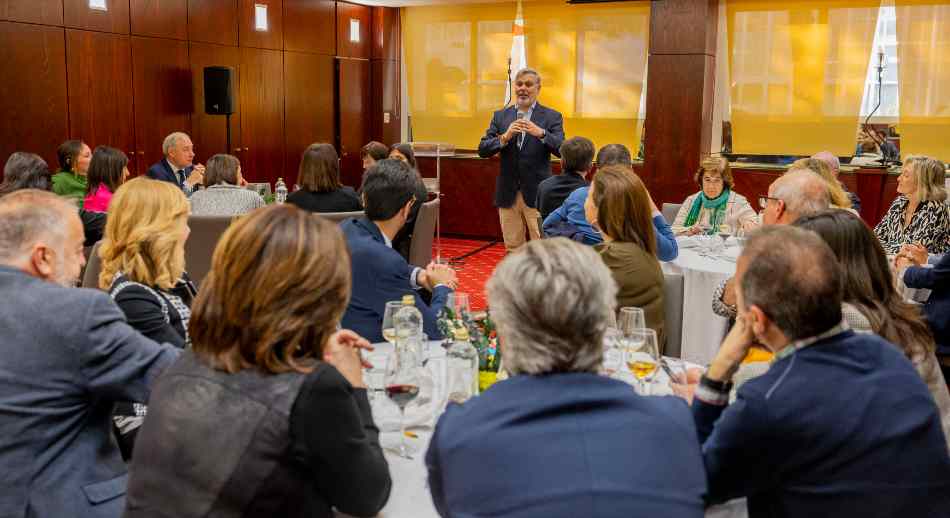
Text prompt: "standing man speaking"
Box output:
[[478, 68, 564, 252]]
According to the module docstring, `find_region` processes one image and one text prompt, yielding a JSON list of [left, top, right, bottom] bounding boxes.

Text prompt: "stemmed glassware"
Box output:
[[381, 300, 403, 344], [619, 328, 660, 395], [384, 348, 422, 459]]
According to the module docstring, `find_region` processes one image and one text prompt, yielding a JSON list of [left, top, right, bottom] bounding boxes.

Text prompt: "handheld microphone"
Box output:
[[516, 112, 526, 147]]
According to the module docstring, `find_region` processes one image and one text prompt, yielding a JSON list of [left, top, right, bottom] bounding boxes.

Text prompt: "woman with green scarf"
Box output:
[[672, 156, 757, 235], [51, 140, 91, 204]]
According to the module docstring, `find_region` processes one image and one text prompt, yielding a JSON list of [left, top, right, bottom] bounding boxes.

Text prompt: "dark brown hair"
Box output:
[[559, 136, 595, 175], [189, 204, 351, 375], [203, 154, 241, 187], [389, 142, 417, 169], [56, 140, 85, 172], [361, 141, 389, 162], [86, 146, 128, 196], [794, 210, 934, 358], [693, 156, 733, 190], [591, 165, 656, 256], [298, 143, 342, 193]]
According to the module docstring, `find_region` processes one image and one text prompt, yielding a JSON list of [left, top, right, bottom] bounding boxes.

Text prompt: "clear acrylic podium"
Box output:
[[409, 142, 455, 264]]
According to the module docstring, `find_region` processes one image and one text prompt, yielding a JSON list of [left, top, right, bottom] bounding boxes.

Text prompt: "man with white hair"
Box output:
[[812, 150, 861, 212], [0, 190, 179, 517], [146, 131, 205, 194]]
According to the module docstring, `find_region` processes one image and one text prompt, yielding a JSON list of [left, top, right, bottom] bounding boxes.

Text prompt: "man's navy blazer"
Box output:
[[478, 103, 565, 209], [340, 217, 451, 343], [146, 159, 193, 190]]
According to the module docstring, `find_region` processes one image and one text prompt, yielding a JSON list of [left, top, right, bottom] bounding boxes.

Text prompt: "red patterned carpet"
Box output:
[[433, 237, 506, 311]]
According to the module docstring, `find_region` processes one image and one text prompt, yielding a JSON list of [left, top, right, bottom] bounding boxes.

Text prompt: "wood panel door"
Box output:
[[0, 22, 68, 170], [0, 0, 63, 25], [240, 47, 284, 185], [189, 42, 241, 164], [371, 6, 398, 61], [371, 59, 399, 146], [239, 0, 282, 50], [132, 36, 192, 175], [188, 0, 238, 46], [131, 0, 188, 39], [336, 1, 370, 59], [66, 30, 135, 165], [337, 57, 369, 188], [64, 0, 131, 34], [283, 0, 334, 55], [284, 52, 334, 185]]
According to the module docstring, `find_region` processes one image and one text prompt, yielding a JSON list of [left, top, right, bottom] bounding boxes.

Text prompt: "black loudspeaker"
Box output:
[[203, 66, 235, 115]]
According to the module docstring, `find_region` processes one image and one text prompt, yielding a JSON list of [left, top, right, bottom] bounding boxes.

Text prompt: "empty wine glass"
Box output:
[[617, 307, 646, 333], [621, 328, 660, 395], [381, 300, 403, 344], [384, 351, 422, 459], [446, 292, 470, 320]]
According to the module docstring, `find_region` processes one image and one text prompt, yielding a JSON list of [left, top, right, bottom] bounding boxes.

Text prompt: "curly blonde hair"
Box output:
[[98, 177, 190, 290]]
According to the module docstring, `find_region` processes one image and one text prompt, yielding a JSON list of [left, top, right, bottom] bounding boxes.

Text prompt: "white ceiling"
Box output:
[[356, 0, 538, 6]]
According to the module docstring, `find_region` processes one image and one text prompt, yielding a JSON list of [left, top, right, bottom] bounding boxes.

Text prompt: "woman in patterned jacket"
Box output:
[[875, 155, 950, 255]]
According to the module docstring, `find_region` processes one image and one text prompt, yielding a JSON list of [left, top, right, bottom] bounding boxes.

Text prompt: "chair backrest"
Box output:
[[662, 271, 685, 359], [661, 203, 682, 226], [318, 210, 365, 224], [81, 241, 103, 289], [409, 197, 440, 268], [246, 182, 272, 197], [184, 215, 235, 286]]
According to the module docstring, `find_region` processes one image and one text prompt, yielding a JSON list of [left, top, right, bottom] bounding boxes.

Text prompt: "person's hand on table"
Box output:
[[685, 225, 704, 236], [670, 368, 703, 404], [426, 262, 458, 290], [707, 315, 755, 383], [324, 329, 373, 389]]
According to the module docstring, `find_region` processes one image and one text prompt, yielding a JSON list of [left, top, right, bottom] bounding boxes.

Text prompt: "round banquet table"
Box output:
[[338, 341, 748, 518]]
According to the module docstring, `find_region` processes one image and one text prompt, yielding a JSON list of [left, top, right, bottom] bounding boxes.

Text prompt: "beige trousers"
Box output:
[[498, 191, 541, 252]]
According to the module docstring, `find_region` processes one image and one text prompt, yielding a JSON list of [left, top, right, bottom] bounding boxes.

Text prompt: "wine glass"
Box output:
[[621, 328, 660, 395], [716, 223, 733, 256], [617, 307, 646, 334], [381, 300, 403, 344], [364, 351, 390, 403], [446, 292, 470, 320], [384, 352, 422, 459]]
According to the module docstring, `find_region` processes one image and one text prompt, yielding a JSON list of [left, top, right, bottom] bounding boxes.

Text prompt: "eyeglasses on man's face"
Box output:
[[758, 195, 781, 209]]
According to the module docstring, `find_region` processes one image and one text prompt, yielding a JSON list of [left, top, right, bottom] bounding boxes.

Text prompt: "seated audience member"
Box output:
[[796, 210, 950, 450], [387, 142, 429, 260], [287, 143, 362, 213], [586, 165, 666, 350], [544, 144, 678, 261], [52, 139, 92, 203], [535, 136, 593, 220], [189, 154, 264, 216], [787, 158, 853, 210], [853, 127, 899, 163], [673, 156, 756, 234], [341, 159, 456, 342], [875, 155, 950, 255], [146, 132, 205, 194], [1, 152, 105, 246], [361, 141, 390, 171], [389, 142, 418, 169], [0, 190, 178, 518], [426, 238, 706, 518], [713, 170, 831, 319], [694, 225, 950, 515], [124, 205, 390, 518], [812, 150, 861, 212], [98, 177, 198, 456], [898, 246, 950, 383], [84, 146, 130, 212]]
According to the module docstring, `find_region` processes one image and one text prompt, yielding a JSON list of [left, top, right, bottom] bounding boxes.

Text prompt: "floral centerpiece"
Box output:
[[438, 307, 502, 391]]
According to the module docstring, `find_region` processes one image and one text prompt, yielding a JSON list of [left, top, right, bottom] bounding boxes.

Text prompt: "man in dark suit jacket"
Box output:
[[693, 226, 950, 516], [898, 248, 950, 377], [478, 68, 565, 252], [146, 131, 205, 195], [340, 159, 457, 343], [0, 190, 179, 518], [535, 135, 593, 220]]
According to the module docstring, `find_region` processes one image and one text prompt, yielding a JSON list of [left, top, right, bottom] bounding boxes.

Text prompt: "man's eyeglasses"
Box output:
[[758, 195, 781, 209]]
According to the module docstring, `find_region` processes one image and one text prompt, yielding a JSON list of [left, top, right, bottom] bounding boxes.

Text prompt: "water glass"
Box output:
[[446, 292, 471, 320]]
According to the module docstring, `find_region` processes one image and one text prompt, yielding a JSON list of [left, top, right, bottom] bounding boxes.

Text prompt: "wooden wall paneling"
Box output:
[[337, 57, 370, 188], [283, 0, 334, 54], [730, 168, 781, 212], [650, 0, 717, 56], [284, 51, 334, 185], [0, 0, 63, 26], [131, 0, 188, 39], [370, 59, 399, 145], [239, 0, 282, 50], [336, 1, 370, 59], [240, 46, 284, 185], [132, 36, 192, 175], [189, 42, 241, 163], [66, 30, 135, 166], [877, 174, 899, 227], [188, 0, 238, 46], [371, 6, 398, 61], [64, 0, 131, 34], [0, 22, 68, 171]]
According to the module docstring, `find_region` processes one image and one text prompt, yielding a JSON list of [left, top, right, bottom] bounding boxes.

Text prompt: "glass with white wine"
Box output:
[[621, 328, 660, 395], [381, 300, 403, 344]]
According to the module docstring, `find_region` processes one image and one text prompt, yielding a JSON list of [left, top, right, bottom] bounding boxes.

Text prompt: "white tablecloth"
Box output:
[[663, 237, 739, 365], [346, 341, 748, 518]]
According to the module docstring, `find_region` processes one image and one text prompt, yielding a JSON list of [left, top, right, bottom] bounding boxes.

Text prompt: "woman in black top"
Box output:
[[287, 143, 363, 213], [124, 205, 390, 518]]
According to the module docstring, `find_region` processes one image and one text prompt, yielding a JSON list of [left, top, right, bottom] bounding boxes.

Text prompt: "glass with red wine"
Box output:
[[385, 350, 422, 459]]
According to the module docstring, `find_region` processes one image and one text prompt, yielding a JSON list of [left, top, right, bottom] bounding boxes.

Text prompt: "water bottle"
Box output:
[[275, 178, 288, 204], [446, 327, 478, 403], [394, 294, 424, 366]]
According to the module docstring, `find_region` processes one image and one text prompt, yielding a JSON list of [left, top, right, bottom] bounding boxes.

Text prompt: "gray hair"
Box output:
[[771, 170, 831, 220], [739, 225, 842, 341], [514, 67, 542, 86], [0, 189, 75, 263], [162, 132, 191, 156], [486, 238, 617, 375]]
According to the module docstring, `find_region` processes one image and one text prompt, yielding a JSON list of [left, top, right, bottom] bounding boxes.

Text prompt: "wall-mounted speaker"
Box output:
[[203, 66, 236, 115]]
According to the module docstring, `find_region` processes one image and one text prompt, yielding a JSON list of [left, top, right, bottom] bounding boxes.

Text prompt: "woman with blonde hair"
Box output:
[[98, 177, 196, 456], [788, 157, 853, 210], [672, 156, 757, 235], [875, 155, 950, 254]]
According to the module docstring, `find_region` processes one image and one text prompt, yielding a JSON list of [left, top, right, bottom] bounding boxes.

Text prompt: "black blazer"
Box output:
[[286, 187, 363, 214], [478, 103, 565, 209], [146, 160, 193, 190], [535, 172, 588, 220]]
